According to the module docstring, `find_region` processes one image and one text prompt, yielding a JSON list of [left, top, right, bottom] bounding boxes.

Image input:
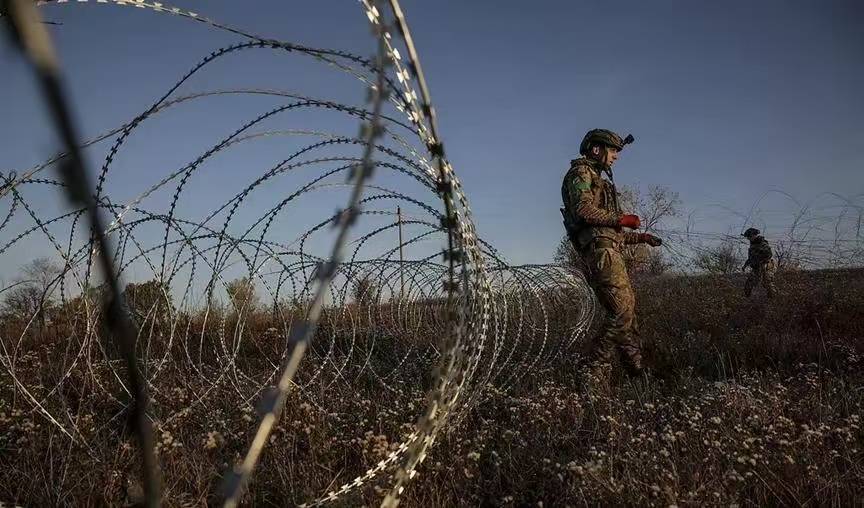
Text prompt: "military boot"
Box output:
[[619, 344, 644, 378]]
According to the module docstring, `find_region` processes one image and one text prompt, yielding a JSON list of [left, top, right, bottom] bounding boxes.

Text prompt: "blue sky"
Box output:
[[1, 0, 862, 271]]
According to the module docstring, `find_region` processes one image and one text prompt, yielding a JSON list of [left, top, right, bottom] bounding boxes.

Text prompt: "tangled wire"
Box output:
[[4, 3, 859, 506], [1, 2, 597, 506]]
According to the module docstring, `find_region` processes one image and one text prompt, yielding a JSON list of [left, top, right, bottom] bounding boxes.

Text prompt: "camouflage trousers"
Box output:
[[582, 246, 643, 377], [745, 260, 777, 298]]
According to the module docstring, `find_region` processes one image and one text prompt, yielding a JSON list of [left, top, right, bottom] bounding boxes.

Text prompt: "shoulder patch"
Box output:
[[575, 181, 591, 191]]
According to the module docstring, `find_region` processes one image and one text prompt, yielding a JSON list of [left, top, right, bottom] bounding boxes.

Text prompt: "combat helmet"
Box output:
[[579, 129, 635, 156], [742, 227, 760, 238]]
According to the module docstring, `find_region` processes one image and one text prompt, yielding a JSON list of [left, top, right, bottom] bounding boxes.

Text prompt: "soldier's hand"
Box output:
[[619, 214, 641, 229], [639, 233, 662, 247]]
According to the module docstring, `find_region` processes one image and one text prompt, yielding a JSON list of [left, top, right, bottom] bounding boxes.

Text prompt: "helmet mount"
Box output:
[[579, 129, 635, 156]]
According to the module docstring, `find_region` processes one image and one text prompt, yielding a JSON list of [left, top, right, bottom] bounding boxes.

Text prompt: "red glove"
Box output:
[[639, 233, 662, 247], [619, 214, 641, 229]]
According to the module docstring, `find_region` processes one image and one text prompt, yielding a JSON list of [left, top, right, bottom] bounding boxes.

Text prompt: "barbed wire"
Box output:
[[648, 196, 864, 272], [0, 1, 598, 506], [2, 2, 859, 507]]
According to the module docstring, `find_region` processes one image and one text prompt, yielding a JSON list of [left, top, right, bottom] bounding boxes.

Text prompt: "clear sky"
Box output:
[[2, 0, 862, 268]]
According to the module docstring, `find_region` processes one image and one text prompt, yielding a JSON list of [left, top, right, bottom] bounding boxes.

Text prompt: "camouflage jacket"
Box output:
[[561, 157, 640, 249], [745, 235, 773, 268]]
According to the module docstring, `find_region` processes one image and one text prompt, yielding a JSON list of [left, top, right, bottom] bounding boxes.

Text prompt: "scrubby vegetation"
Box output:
[[1, 268, 863, 506]]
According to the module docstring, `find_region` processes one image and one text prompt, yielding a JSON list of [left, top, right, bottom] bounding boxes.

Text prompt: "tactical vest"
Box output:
[[749, 237, 773, 264], [561, 159, 622, 249]]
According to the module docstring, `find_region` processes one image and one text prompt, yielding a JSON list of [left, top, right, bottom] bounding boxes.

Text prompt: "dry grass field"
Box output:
[[2, 268, 863, 506]]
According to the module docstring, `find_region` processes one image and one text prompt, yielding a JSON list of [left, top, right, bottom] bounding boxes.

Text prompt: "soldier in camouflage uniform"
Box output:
[[561, 129, 663, 378], [742, 227, 776, 298]]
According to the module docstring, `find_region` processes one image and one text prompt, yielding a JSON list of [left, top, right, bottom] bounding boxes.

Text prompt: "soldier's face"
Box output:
[[590, 145, 620, 167], [596, 145, 619, 167]]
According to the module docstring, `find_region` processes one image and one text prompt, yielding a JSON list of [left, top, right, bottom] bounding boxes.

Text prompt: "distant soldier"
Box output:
[[560, 129, 662, 379], [741, 227, 776, 298]]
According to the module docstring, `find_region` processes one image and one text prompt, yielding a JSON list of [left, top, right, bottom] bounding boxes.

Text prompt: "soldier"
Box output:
[[741, 227, 776, 298], [560, 129, 662, 379]]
